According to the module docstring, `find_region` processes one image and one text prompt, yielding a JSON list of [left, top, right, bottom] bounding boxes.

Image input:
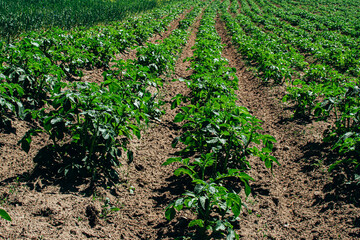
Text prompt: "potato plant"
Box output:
[[17, 0, 204, 181], [0, 0, 179, 41], [0, 82, 25, 128], [165, 1, 278, 239], [228, 0, 360, 174]]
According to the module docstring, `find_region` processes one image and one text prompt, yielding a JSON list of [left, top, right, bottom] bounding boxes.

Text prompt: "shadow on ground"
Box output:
[[0, 144, 123, 195]]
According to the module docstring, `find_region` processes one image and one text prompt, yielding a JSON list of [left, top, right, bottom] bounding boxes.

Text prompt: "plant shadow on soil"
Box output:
[[297, 140, 360, 211], [0, 144, 119, 196], [156, 119, 182, 132], [0, 118, 17, 134], [277, 111, 313, 126], [151, 174, 194, 239]]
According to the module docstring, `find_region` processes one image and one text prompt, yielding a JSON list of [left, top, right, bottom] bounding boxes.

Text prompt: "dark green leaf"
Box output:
[[174, 113, 186, 123], [127, 150, 134, 164], [165, 207, 176, 221], [171, 137, 180, 148], [0, 209, 11, 221]]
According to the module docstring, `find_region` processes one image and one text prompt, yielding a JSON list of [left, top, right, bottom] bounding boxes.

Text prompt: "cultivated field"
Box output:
[[0, 0, 359, 239]]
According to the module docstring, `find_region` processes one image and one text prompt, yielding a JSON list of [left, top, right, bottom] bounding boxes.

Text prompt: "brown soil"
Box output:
[[0, 8, 359, 240]]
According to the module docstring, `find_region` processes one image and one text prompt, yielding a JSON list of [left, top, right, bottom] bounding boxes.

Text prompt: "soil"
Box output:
[[0, 6, 359, 240]]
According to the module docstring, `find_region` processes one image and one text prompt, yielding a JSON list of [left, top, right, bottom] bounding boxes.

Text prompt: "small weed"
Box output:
[[100, 197, 120, 219]]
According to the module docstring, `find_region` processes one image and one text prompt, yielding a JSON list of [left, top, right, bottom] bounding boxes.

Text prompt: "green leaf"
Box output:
[[188, 219, 204, 228], [20, 138, 31, 153], [270, 155, 280, 166], [162, 157, 182, 166], [206, 137, 219, 144], [265, 157, 272, 169], [18, 129, 39, 153], [328, 159, 344, 172], [165, 207, 176, 221], [0, 209, 11, 221], [174, 113, 186, 123], [110, 207, 120, 212], [262, 147, 272, 153], [174, 198, 184, 211], [227, 228, 237, 240], [171, 100, 178, 110], [199, 196, 207, 210], [132, 127, 141, 139], [50, 117, 63, 125], [244, 181, 251, 196], [214, 220, 226, 231], [174, 168, 193, 178], [238, 172, 254, 181]]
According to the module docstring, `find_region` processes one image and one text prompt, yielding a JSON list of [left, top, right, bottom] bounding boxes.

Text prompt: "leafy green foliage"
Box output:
[[0, 82, 26, 128], [0, 0, 179, 42], [239, 0, 360, 174], [0, 209, 11, 221], [14, 0, 202, 182], [20, 82, 137, 180], [324, 85, 360, 171], [164, 1, 278, 238], [166, 178, 244, 240]]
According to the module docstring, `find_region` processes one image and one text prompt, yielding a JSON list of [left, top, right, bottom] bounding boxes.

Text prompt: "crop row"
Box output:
[[0, 0, 204, 180], [0, 0, 172, 41], [251, 0, 360, 173], [291, 0, 360, 27], [270, 0, 360, 37], [165, 1, 278, 238], [225, 0, 359, 175], [252, 0, 360, 77], [222, 0, 306, 83], [0, 0, 188, 127]]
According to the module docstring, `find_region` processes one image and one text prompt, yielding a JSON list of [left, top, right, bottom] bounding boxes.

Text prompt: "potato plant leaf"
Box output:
[[0, 209, 11, 221]]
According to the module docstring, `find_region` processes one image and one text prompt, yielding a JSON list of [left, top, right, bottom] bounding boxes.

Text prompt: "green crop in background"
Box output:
[[0, 0, 176, 41]]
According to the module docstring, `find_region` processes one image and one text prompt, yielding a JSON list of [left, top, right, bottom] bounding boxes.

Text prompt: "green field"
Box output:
[[0, 0, 175, 41], [0, 0, 359, 238]]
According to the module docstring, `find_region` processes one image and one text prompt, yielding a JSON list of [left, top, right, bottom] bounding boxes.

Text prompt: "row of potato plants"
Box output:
[[246, 0, 358, 79], [222, 0, 305, 84], [230, 0, 359, 176], [0, 0, 189, 127], [250, 0, 360, 174], [290, 0, 360, 27], [270, 0, 360, 38], [253, 0, 360, 77], [165, 1, 278, 239], [0, 0, 188, 106], [0, 0, 167, 41], [0, 0, 203, 181]]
